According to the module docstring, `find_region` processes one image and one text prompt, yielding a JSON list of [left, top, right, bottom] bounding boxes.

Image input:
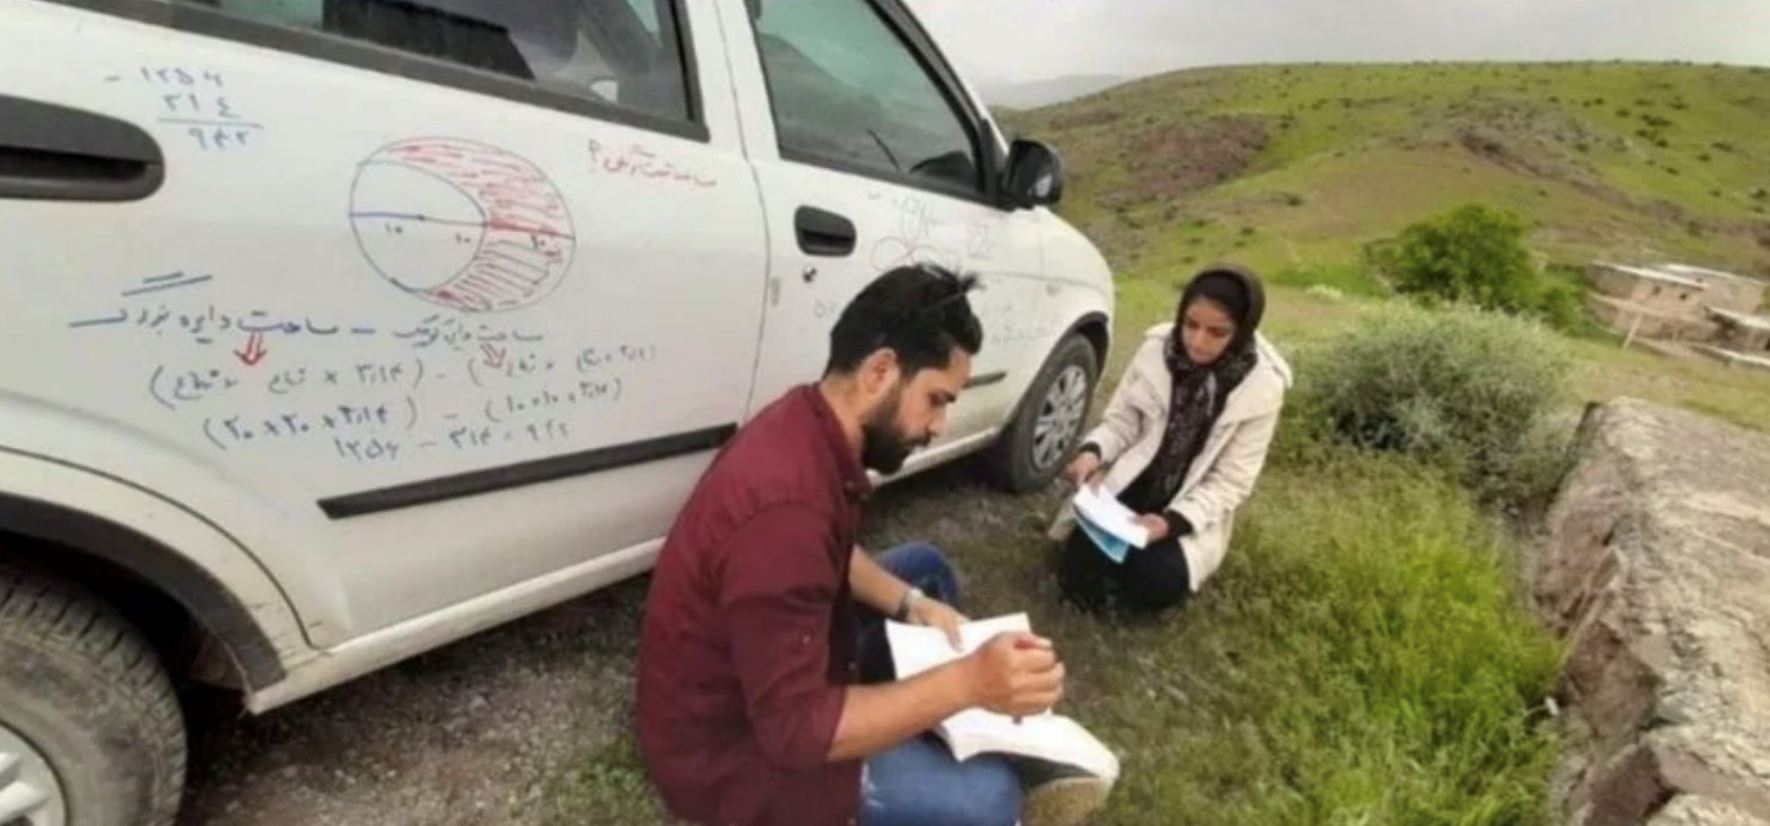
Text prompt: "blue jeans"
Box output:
[[857, 543, 1022, 826]]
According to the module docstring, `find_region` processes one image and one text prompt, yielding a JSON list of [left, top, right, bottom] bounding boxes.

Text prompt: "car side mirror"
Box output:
[[1002, 138, 1065, 210]]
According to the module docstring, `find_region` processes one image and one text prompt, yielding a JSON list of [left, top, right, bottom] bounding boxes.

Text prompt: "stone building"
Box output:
[[1587, 262, 1768, 346]]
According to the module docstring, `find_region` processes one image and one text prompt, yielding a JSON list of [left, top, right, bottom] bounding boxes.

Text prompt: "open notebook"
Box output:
[[886, 613, 1120, 780], [1072, 484, 1149, 564], [1073, 484, 1151, 546]]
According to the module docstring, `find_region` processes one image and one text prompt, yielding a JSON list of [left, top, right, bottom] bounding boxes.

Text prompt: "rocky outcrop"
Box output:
[[1536, 400, 1770, 826]]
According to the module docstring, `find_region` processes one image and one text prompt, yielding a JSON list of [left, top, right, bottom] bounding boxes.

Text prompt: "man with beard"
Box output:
[[636, 264, 1074, 826]]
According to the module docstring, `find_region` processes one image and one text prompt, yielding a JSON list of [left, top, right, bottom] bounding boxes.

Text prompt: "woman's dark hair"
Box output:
[[1180, 263, 1266, 340], [825, 264, 984, 377]]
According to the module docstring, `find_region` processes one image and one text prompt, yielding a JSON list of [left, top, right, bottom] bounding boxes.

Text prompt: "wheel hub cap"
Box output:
[[1032, 365, 1089, 472], [0, 722, 66, 826]]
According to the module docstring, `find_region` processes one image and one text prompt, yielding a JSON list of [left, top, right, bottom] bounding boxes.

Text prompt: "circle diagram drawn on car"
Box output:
[[350, 138, 577, 313]]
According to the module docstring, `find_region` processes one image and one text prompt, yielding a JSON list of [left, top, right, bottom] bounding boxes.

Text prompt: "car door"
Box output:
[[721, 0, 1056, 467], [0, 0, 765, 646]]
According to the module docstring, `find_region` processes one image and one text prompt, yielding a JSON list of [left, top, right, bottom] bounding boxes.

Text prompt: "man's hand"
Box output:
[[909, 597, 967, 650], [963, 632, 1065, 718], [1064, 451, 1103, 489], [1135, 514, 1170, 544]]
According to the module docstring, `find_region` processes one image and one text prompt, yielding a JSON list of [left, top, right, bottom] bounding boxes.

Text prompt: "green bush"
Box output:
[[1534, 264, 1609, 338], [1376, 205, 1539, 312], [1531, 279, 1585, 332], [1374, 204, 1592, 332], [1291, 303, 1574, 506]]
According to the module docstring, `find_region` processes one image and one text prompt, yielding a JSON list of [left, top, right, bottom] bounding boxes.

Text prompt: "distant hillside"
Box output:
[[1000, 63, 1770, 289], [979, 74, 1127, 109]]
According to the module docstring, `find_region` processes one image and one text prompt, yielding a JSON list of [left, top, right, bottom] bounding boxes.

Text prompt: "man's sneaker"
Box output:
[[1017, 759, 1113, 826]]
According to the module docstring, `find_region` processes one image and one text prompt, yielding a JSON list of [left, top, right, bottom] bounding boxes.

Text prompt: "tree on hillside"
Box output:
[[1378, 205, 1541, 314]]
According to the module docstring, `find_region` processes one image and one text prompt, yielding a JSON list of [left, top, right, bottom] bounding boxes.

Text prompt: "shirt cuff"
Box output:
[[1077, 442, 1102, 460], [1161, 509, 1194, 540]]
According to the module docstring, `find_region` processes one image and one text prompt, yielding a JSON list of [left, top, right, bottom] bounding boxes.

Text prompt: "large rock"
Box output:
[[1536, 399, 1770, 826]]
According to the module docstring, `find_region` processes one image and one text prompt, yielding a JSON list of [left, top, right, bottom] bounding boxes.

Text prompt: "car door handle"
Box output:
[[794, 206, 857, 257], [0, 95, 164, 201]]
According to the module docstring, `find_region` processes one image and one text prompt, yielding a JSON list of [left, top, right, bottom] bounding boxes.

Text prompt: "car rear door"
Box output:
[[0, 0, 765, 646]]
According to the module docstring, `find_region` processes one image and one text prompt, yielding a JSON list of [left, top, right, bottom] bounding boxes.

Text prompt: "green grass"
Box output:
[[546, 736, 661, 825], [1265, 261, 1390, 297], [1031, 457, 1562, 826], [1569, 337, 1770, 432]]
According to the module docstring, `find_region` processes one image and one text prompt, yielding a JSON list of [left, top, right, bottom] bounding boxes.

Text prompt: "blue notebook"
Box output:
[[1077, 514, 1131, 564]]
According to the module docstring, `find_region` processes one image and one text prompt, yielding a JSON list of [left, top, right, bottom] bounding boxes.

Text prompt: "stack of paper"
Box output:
[[886, 614, 1120, 781]]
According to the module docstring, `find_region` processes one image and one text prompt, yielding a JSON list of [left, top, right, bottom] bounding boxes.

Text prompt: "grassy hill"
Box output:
[[1003, 62, 1770, 296]]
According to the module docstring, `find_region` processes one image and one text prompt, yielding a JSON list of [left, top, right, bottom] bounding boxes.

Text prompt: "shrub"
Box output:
[[1539, 264, 1608, 338], [1375, 205, 1538, 312], [1290, 303, 1573, 506], [1373, 204, 1592, 333], [1531, 278, 1587, 333]]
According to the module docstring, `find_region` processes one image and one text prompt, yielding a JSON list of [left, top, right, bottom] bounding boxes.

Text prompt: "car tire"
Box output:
[[0, 561, 186, 826], [985, 333, 1100, 493]]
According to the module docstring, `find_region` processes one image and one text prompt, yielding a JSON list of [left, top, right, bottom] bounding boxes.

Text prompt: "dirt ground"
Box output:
[[177, 461, 1051, 826], [177, 575, 649, 826]]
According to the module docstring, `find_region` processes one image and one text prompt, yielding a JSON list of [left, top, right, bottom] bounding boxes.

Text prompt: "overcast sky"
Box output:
[[902, 0, 1770, 86]]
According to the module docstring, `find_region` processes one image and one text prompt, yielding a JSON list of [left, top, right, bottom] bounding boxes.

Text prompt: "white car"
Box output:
[[0, 1, 1113, 823]]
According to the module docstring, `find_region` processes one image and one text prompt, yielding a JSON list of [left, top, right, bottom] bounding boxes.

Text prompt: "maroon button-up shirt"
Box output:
[[637, 385, 872, 826]]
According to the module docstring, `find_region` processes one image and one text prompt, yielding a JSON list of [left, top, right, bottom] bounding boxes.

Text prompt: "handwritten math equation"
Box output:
[[173, 343, 656, 463], [109, 66, 264, 152], [69, 273, 547, 351], [72, 271, 660, 465]]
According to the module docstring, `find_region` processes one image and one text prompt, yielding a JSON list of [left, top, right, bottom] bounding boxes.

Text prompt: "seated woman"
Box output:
[[1051, 264, 1292, 612]]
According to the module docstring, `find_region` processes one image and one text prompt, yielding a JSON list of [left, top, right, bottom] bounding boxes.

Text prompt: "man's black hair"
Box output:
[[824, 263, 984, 377]]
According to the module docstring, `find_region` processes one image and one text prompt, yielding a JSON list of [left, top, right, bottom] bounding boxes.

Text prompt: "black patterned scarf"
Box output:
[[1129, 266, 1266, 512]]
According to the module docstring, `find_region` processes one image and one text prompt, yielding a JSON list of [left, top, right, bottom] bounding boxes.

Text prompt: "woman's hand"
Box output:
[[1065, 451, 1103, 489], [1134, 514, 1170, 543]]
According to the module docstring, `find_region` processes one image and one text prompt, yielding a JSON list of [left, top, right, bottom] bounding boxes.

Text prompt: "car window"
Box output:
[[750, 0, 980, 193], [195, 0, 692, 122], [620, 0, 661, 34]]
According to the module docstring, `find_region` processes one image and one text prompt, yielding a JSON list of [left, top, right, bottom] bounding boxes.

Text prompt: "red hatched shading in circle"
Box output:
[[351, 138, 577, 313]]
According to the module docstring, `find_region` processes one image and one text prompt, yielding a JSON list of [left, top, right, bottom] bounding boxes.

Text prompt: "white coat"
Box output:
[[1049, 324, 1293, 591]]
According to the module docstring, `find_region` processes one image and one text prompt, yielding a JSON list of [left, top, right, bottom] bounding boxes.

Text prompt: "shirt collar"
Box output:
[[799, 384, 873, 503]]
